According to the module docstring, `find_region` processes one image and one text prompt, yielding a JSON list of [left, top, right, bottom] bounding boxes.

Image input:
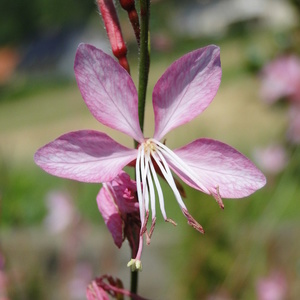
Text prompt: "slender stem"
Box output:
[[137, 0, 150, 133], [130, 268, 139, 295], [131, 0, 150, 297]]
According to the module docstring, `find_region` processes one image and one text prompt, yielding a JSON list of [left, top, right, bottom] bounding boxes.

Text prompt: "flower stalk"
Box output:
[[131, 0, 150, 295], [137, 0, 150, 133]]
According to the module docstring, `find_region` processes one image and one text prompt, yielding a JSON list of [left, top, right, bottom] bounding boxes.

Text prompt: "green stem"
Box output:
[[131, 0, 150, 297], [130, 269, 139, 295], [137, 0, 150, 134]]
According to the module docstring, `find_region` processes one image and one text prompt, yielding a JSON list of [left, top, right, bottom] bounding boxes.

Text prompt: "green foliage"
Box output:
[[0, 160, 103, 227], [0, 0, 94, 45]]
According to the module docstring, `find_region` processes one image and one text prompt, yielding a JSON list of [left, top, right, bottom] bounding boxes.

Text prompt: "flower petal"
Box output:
[[74, 43, 144, 142], [97, 185, 123, 248], [153, 45, 221, 140], [170, 138, 266, 199], [34, 130, 137, 183]]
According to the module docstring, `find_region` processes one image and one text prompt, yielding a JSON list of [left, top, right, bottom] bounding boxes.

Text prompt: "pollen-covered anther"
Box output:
[[127, 259, 142, 272], [214, 186, 225, 210], [140, 211, 150, 236], [143, 139, 157, 153], [148, 217, 156, 238], [146, 217, 156, 245], [182, 208, 205, 234], [166, 218, 177, 226]]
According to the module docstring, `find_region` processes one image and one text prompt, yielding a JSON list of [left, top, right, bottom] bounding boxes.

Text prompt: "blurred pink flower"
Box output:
[[35, 43, 266, 269], [152, 33, 173, 52], [97, 171, 140, 256], [253, 144, 288, 175], [260, 55, 300, 104], [256, 271, 287, 300], [287, 104, 300, 144], [69, 263, 93, 300], [44, 190, 75, 234]]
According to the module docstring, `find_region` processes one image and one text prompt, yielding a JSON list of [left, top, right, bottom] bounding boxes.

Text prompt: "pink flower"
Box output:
[[260, 55, 300, 104], [97, 171, 140, 256], [287, 104, 300, 144], [35, 43, 266, 269], [69, 263, 93, 300], [44, 190, 76, 234], [256, 271, 287, 300], [253, 144, 288, 175]]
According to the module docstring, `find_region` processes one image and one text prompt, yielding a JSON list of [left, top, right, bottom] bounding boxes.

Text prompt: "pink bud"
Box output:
[[97, 0, 130, 72]]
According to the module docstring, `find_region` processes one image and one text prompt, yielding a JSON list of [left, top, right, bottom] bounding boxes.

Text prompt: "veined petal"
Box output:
[[97, 185, 123, 248], [34, 130, 137, 183], [170, 138, 266, 199], [74, 43, 144, 142], [153, 45, 221, 141]]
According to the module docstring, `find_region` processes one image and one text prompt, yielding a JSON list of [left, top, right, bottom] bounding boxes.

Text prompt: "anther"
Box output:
[[166, 218, 177, 226]]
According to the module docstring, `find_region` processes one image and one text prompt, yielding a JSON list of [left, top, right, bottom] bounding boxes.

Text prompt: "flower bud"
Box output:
[[97, 0, 130, 72]]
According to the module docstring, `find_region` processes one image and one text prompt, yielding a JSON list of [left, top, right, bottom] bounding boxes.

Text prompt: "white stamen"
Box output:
[[153, 139, 210, 194], [153, 150, 187, 210], [148, 157, 166, 220], [136, 146, 144, 224], [146, 158, 156, 220], [140, 145, 150, 212]]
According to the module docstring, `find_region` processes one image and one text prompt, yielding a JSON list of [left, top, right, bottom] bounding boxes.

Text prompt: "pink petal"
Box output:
[[97, 186, 123, 248], [74, 43, 144, 142], [153, 45, 221, 141], [170, 138, 266, 199], [34, 130, 137, 183]]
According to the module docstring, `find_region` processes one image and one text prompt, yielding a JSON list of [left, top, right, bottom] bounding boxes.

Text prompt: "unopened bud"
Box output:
[[97, 0, 130, 72]]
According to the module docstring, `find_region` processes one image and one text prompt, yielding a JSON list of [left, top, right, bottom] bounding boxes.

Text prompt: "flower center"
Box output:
[[135, 138, 188, 228], [143, 138, 156, 153]]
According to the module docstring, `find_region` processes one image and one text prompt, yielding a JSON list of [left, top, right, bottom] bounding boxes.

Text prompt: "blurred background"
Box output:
[[1, 0, 300, 299]]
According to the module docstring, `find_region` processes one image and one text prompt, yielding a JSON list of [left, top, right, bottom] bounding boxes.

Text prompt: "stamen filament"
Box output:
[[153, 150, 187, 210], [140, 145, 149, 212], [135, 146, 144, 224], [149, 157, 166, 220], [146, 157, 156, 220], [153, 139, 210, 194]]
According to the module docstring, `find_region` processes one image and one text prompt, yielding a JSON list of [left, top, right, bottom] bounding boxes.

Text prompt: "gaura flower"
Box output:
[[34, 43, 266, 270]]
